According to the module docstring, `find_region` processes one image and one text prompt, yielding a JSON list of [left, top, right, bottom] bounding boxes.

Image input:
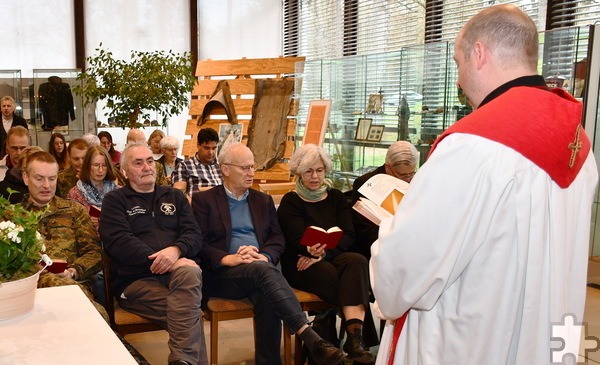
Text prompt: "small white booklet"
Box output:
[[352, 174, 409, 225]]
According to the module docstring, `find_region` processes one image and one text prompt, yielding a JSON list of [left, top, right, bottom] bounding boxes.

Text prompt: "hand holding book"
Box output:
[[300, 226, 343, 249]]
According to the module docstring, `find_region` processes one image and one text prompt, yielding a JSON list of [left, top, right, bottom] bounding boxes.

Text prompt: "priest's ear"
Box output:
[[472, 41, 488, 70]]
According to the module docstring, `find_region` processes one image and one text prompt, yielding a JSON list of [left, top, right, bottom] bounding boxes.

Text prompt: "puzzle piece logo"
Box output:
[[551, 313, 600, 364]]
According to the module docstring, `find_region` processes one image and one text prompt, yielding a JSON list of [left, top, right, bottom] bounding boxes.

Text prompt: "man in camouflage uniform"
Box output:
[[22, 150, 106, 318], [56, 138, 89, 197]]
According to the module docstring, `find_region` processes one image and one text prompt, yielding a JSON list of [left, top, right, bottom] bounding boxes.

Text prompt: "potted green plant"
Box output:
[[73, 44, 196, 129], [0, 193, 47, 319]]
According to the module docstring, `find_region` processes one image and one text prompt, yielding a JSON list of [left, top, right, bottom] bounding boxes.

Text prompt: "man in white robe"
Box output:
[[370, 5, 599, 365]]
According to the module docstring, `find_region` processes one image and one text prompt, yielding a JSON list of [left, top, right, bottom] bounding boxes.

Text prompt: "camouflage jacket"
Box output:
[[57, 166, 78, 198], [21, 196, 101, 280]]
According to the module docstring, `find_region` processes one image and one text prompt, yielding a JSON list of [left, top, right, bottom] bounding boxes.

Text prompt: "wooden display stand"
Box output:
[[184, 56, 305, 182]]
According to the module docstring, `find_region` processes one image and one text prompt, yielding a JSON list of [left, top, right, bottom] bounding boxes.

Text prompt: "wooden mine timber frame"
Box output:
[[184, 56, 305, 182]]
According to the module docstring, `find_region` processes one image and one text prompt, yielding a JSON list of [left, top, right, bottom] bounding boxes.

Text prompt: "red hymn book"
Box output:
[[300, 226, 343, 249]]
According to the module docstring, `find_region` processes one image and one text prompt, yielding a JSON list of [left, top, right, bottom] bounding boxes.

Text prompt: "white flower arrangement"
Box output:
[[0, 194, 46, 283]]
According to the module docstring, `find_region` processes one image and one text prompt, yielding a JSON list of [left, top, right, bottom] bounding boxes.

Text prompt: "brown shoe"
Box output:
[[309, 339, 346, 365]]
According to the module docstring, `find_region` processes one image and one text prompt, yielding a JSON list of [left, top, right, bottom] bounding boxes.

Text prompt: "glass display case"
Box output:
[[295, 42, 460, 190], [295, 26, 592, 191], [32, 69, 85, 149]]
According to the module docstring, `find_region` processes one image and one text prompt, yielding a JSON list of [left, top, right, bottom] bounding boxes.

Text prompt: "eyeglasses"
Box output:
[[389, 169, 415, 181], [303, 168, 326, 177], [396, 171, 415, 180], [223, 163, 255, 172], [92, 163, 108, 170]]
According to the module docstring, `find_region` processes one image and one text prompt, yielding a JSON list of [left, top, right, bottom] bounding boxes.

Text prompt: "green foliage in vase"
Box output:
[[0, 191, 46, 283], [73, 43, 196, 129]]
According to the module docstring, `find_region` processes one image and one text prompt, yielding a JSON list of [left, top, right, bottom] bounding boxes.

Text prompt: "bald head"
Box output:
[[454, 4, 539, 108], [127, 129, 146, 143]]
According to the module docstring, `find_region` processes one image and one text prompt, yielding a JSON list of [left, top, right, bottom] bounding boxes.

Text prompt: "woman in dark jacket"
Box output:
[[277, 144, 378, 364]]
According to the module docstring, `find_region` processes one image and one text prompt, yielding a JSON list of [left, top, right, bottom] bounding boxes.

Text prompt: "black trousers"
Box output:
[[282, 252, 379, 347], [204, 261, 309, 365]]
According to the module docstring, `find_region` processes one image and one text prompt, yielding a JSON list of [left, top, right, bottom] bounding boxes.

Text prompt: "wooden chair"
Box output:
[[258, 181, 296, 196], [101, 251, 164, 335], [284, 288, 336, 365], [258, 181, 297, 207], [203, 297, 255, 365], [206, 288, 332, 365]]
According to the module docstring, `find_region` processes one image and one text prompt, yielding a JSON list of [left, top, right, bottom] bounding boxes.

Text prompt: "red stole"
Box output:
[[429, 87, 589, 188]]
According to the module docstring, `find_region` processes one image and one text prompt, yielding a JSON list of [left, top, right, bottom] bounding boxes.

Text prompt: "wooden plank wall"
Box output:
[[184, 56, 305, 182]]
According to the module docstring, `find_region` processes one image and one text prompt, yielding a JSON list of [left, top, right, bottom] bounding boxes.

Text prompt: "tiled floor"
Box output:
[[127, 272, 600, 364]]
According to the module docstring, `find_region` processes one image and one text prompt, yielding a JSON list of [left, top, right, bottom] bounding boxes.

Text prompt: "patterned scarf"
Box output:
[[76, 179, 117, 207], [294, 178, 332, 202]]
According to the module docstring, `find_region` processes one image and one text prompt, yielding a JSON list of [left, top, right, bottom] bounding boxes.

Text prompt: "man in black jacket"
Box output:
[[0, 96, 28, 160], [100, 142, 207, 365]]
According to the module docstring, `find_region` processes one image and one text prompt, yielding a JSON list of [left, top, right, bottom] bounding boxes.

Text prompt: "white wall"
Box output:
[[199, 0, 282, 60]]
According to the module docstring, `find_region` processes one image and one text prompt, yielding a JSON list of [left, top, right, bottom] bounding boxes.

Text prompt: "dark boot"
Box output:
[[309, 338, 346, 365], [343, 328, 374, 364]]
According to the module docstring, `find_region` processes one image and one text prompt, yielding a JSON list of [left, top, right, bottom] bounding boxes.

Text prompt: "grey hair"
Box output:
[[218, 142, 251, 165], [289, 144, 333, 176], [160, 135, 180, 150], [386, 141, 419, 167], [120, 141, 152, 167], [82, 133, 101, 147]]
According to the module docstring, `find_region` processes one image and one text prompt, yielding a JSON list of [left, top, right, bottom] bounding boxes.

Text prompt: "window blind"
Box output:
[[548, 0, 600, 29], [425, 0, 541, 44], [283, 0, 425, 59]]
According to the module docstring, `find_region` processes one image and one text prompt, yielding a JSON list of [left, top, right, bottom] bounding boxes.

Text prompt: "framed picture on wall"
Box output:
[[354, 118, 372, 141], [366, 125, 384, 142], [218, 123, 243, 153], [303, 100, 332, 147]]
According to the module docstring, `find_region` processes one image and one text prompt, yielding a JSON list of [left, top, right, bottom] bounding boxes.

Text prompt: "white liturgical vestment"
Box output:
[[371, 131, 598, 364]]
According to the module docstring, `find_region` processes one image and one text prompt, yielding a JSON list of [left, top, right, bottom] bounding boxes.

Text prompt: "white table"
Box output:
[[0, 285, 137, 365]]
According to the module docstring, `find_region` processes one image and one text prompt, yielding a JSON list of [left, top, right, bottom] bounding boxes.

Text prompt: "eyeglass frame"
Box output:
[[302, 168, 326, 177]]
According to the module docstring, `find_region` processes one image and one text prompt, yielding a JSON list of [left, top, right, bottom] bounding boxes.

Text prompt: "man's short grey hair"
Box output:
[[289, 144, 333, 176], [386, 141, 419, 167], [160, 135, 180, 150], [82, 133, 101, 147], [218, 142, 251, 165], [120, 141, 152, 167]]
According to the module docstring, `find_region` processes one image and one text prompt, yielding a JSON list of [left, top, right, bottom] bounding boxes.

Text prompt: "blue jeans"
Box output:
[[204, 261, 308, 365]]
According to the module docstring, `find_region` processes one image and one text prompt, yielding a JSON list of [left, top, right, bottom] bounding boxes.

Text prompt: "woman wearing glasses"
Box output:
[[157, 136, 182, 185], [277, 144, 378, 364], [66, 146, 119, 231]]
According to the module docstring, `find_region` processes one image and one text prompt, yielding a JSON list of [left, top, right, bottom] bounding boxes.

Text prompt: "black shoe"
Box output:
[[343, 331, 374, 363], [168, 360, 191, 365], [309, 338, 346, 365]]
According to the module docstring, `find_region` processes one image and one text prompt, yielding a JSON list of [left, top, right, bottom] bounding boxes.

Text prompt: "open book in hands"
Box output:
[[300, 226, 343, 249], [352, 174, 409, 225]]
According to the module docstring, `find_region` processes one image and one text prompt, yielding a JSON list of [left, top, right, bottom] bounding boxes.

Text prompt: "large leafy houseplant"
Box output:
[[0, 193, 46, 283], [73, 44, 196, 129]]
